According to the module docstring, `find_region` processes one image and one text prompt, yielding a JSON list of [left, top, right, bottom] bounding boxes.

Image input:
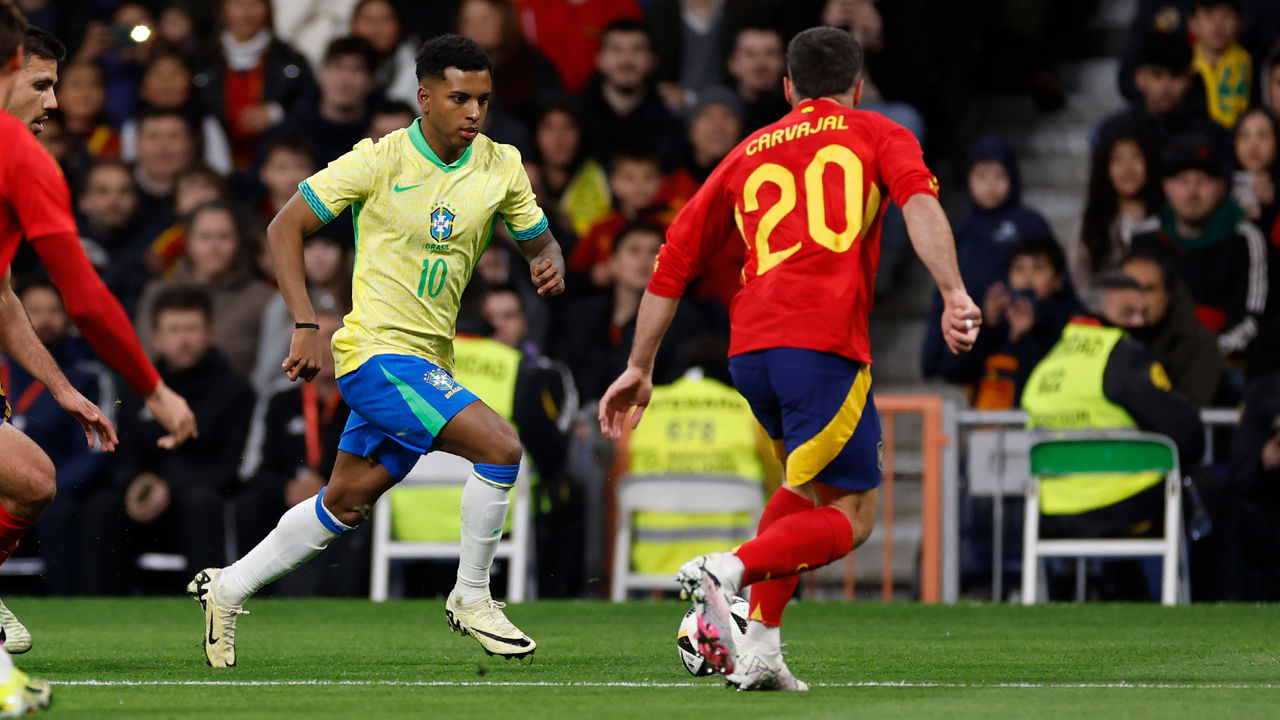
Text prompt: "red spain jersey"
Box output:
[[648, 99, 938, 363], [0, 111, 78, 271]]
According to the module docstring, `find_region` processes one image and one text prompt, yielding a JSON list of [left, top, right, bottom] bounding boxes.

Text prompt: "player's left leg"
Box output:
[[0, 421, 59, 655], [0, 646, 50, 717], [430, 401, 535, 658]]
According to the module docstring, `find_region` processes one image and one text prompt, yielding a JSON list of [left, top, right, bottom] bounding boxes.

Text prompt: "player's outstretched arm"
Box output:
[[598, 291, 680, 439], [902, 194, 982, 354], [0, 270, 117, 451], [517, 230, 566, 297], [269, 192, 330, 382]]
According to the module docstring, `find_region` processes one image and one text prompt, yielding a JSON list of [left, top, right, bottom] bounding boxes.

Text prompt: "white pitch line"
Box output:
[[53, 680, 1280, 690]]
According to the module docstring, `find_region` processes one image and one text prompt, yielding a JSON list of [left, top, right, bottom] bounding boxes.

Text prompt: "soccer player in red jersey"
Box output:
[[0, 3, 197, 667], [599, 27, 981, 691]]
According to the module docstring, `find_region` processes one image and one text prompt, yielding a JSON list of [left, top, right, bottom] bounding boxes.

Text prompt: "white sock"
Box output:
[[745, 621, 783, 662], [452, 473, 511, 603], [0, 646, 12, 684], [217, 493, 352, 606]]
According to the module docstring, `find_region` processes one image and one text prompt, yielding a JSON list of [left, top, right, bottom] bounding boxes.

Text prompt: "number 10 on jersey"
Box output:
[[418, 258, 447, 298]]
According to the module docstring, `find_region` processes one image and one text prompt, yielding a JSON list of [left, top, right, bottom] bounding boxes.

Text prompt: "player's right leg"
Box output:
[[0, 646, 50, 717], [0, 421, 58, 655]]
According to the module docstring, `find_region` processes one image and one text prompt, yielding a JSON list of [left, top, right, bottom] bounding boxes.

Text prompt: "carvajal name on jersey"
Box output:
[[745, 115, 850, 156]]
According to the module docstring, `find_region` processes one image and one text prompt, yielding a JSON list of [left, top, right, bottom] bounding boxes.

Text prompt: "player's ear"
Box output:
[[782, 76, 793, 106], [417, 83, 430, 116], [5, 46, 20, 72], [851, 79, 864, 108]]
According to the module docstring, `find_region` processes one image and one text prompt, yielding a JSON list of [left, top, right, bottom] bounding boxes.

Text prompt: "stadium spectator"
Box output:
[[474, 241, 552, 352], [271, 0, 360, 73], [142, 163, 232, 279], [81, 285, 254, 595], [71, 2, 158, 126], [579, 20, 688, 171], [726, 26, 790, 134], [1022, 274, 1205, 541], [76, 158, 141, 272], [1260, 44, 1280, 119], [823, 0, 926, 142], [155, 4, 203, 64], [645, 0, 765, 115], [554, 223, 705, 400], [264, 36, 379, 169], [193, 0, 314, 170], [135, 201, 274, 377], [1121, 248, 1225, 407], [131, 106, 197, 222], [1228, 373, 1280, 600], [1230, 107, 1280, 231], [365, 99, 416, 141], [939, 235, 1082, 408], [1096, 31, 1212, 152], [236, 309, 371, 597], [4, 280, 115, 596], [251, 236, 351, 393], [457, 0, 561, 129], [517, 0, 643, 95], [482, 284, 537, 356], [921, 133, 1053, 382], [120, 52, 233, 175], [1189, 0, 1249, 129], [1139, 134, 1268, 359], [682, 88, 743, 183], [527, 101, 610, 238], [55, 62, 118, 159], [351, 0, 420, 109], [569, 147, 668, 290], [256, 135, 316, 222], [1072, 128, 1163, 310]]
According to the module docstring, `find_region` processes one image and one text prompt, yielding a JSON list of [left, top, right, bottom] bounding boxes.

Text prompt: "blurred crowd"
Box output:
[[1, 0, 1277, 601]]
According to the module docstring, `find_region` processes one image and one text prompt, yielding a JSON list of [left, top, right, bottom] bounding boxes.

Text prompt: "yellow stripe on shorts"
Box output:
[[785, 364, 872, 486]]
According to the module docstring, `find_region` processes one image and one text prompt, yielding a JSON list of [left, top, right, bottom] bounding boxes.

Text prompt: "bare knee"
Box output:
[[12, 461, 56, 519], [478, 424, 522, 467], [321, 486, 374, 528], [848, 512, 875, 549]]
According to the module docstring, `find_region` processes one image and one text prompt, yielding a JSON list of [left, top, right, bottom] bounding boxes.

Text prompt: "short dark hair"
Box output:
[[609, 145, 661, 175], [23, 25, 63, 62], [786, 26, 863, 100], [79, 156, 133, 195], [151, 284, 213, 328], [136, 105, 196, 137], [260, 133, 314, 165], [1009, 235, 1067, 277], [323, 35, 378, 73], [1137, 32, 1191, 74], [1192, 0, 1242, 13], [1121, 245, 1177, 292], [612, 221, 665, 253], [0, 1, 27, 62], [16, 275, 58, 302], [484, 283, 524, 310], [414, 33, 492, 82], [178, 163, 229, 196], [601, 18, 651, 46]]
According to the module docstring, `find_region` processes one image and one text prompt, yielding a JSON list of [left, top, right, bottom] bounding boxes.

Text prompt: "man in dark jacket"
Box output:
[[81, 285, 254, 594], [1137, 133, 1269, 359], [1228, 374, 1280, 599], [1120, 246, 1224, 407]]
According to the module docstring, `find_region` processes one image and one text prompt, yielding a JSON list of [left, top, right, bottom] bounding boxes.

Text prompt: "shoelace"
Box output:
[[220, 606, 249, 644]]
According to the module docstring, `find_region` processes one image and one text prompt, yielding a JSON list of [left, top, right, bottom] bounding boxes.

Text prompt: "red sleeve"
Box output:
[[873, 115, 939, 208], [10, 138, 79, 241], [647, 160, 737, 299], [28, 238, 162, 399]]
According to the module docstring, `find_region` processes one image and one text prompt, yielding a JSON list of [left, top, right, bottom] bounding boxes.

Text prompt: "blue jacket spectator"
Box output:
[[921, 134, 1053, 381]]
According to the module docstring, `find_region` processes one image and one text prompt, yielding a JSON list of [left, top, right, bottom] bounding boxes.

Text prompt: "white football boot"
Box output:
[[0, 667, 50, 717], [0, 600, 31, 654], [445, 593, 536, 658], [676, 552, 744, 676], [187, 568, 247, 668], [724, 637, 810, 692]]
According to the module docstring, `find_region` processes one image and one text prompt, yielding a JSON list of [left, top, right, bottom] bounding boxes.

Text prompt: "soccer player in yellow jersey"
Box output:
[[188, 35, 565, 667]]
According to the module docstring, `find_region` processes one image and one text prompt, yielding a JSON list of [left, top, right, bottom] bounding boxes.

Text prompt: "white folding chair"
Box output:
[[369, 451, 533, 602], [1021, 430, 1187, 606], [610, 473, 763, 602]]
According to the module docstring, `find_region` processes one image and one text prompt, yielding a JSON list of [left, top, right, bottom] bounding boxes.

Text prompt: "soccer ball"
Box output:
[[675, 596, 749, 677]]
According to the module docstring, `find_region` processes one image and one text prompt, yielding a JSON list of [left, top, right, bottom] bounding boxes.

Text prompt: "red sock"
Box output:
[[748, 488, 813, 627], [735, 506, 854, 587], [0, 503, 35, 566]]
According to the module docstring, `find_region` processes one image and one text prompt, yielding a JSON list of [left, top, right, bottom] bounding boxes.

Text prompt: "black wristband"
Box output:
[[295, 322, 320, 330]]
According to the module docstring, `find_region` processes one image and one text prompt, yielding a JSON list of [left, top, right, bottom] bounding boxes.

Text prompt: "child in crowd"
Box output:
[[569, 147, 672, 289], [1189, 0, 1250, 128]]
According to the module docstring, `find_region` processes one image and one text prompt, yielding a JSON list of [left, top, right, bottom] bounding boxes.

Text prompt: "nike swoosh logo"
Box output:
[[208, 615, 218, 645], [469, 627, 532, 647], [0, 627, 6, 644], [394, 182, 424, 193]]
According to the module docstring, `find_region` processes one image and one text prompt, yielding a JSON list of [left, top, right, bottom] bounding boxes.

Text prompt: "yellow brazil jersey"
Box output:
[[1193, 42, 1251, 128], [299, 118, 547, 377]]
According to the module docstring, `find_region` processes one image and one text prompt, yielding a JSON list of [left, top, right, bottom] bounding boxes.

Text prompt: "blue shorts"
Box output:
[[336, 354, 480, 481], [729, 348, 882, 491]]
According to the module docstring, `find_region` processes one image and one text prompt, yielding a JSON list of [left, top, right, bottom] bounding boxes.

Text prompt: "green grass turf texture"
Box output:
[[5, 598, 1276, 719]]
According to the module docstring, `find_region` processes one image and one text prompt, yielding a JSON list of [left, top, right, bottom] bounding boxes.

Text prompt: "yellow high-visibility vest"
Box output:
[[1021, 322, 1163, 515], [627, 370, 764, 575]]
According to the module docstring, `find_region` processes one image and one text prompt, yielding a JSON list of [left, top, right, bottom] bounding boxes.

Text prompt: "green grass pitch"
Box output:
[[4, 597, 1276, 718]]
